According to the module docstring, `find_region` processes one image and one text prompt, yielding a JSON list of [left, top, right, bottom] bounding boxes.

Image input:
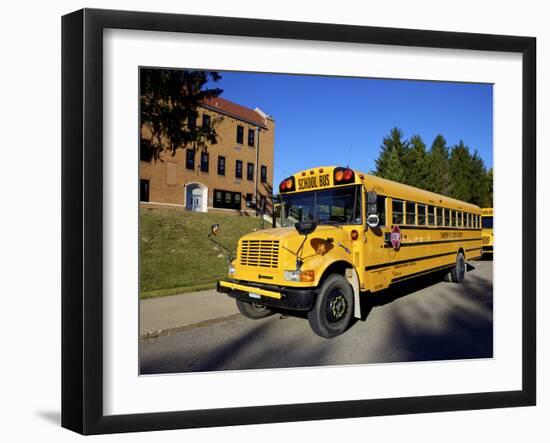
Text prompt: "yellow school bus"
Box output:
[[216, 166, 482, 338], [481, 208, 494, 255]]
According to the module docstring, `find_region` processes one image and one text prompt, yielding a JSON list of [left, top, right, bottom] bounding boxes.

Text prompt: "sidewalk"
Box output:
[[140, 288, 238, 337]]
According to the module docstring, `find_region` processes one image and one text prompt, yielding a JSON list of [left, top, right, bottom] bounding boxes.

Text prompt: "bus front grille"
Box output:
[[239, 240, 280, 268]]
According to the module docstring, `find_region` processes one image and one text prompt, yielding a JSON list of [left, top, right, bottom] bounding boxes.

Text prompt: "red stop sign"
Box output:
[[391, 224, 402, 250]]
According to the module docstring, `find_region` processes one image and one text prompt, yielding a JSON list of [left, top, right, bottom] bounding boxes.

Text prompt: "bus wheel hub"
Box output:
[[327, 293, 347, 322]]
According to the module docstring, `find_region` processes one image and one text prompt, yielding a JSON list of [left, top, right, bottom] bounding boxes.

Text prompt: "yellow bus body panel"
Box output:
[[229, 166, 483, 295]]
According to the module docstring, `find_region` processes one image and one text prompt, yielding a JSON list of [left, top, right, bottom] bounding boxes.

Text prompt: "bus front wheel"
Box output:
[[235, 299, 274, 319], [307, 274, 354, 338], [450, 252, 466, 283]]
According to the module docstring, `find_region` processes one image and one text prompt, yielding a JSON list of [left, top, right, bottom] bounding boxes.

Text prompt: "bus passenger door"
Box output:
[[364, 192, 391, 291]]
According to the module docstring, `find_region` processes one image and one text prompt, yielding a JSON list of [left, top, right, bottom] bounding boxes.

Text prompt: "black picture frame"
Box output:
[[62, 8, 536, 435]]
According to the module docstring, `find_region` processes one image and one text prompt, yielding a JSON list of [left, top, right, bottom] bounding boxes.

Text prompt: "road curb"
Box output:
[[140, 313, 242, 340]]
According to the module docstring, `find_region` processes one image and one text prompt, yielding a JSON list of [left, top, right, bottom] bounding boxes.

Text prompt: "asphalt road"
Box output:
[[140, 259, 493, 374]]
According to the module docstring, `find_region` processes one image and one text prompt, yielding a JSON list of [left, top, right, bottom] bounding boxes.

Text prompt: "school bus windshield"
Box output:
[[279, 185, 362, 227]]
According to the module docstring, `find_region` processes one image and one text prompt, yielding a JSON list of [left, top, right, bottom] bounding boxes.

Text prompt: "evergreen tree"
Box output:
[[404, 134, 428, 188], [470, 150, 489, 207], [374, 127, 408, 183], [486, 168, 494, 207], [449, 140, 473, 202], [425, 134, 450, 194], [373, 131, 493, 207]]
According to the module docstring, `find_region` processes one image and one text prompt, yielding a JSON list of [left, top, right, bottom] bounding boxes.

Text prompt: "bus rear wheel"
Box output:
[[307, 274, 354, 338], [450, 252, 466, 283], [235, 299, 274, 319]]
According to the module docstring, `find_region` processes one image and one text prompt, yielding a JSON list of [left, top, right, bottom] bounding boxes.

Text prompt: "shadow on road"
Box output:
[[356, 267, 493, 363], [140, 262, 493, 374], [357, 270, 456, 321]]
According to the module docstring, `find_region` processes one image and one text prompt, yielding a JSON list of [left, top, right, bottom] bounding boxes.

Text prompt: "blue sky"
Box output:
[[208, 71, 493, 186]]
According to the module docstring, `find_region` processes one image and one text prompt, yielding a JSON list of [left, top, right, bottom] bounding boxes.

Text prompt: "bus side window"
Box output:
[[417, 204, 426, 225], [427, 205, 435, 226], [392, 200, 404, 225], [406, 202, 415, 225], [444, 208, 450, 226], [436, 207, 443, 226], [377, 195, 386, 226]]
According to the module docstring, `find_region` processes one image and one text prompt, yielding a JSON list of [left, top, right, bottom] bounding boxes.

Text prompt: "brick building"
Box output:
[[139, 96, 275, 214]]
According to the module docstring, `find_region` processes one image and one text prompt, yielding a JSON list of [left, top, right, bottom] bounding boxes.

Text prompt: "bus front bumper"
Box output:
[[217, 280, 317, 311]]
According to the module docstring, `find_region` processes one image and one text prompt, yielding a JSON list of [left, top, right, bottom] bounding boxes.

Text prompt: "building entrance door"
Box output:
[[192, 194, 202, 212]]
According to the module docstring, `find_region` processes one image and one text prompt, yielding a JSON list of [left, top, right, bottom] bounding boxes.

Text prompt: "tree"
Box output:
[[449, 140, 473, 202], [486, 168, 493, 207], [404, 134, 428, 188], [469, 150, 490, 207], [374, 127, 408, 183], [140, 69, 223, 160], [425, 134, 450, 194]]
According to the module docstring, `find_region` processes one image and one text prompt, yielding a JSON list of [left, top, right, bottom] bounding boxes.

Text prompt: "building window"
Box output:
[[247, 163, 254, 181], [236, 125, 244, 144], [217, 156, 225, 176], [186, 149, 194, 170], [200, 152, 209, 172], [260, 165, 267, 183], [392, 200, 404, 225], [235, 160, 243, 179], [246, 193, 254, 208], [248, 128, 255, 147], [140, 179, 150, 202], [202, 114, 211, 128], [213, 189, 241, 210], [140, 139, 154, 162], [188, 113, 197, 130]]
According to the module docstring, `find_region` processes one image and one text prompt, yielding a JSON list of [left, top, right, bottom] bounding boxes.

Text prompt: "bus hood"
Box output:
[[235, 225, 353, 283]]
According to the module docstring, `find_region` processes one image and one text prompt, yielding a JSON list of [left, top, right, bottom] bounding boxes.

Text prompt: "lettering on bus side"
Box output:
[[441, 232, 463, 239]]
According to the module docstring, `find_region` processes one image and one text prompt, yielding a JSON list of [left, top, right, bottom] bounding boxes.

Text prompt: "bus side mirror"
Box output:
[[367, 214, 379, 228], [295, 220, 317, 236]]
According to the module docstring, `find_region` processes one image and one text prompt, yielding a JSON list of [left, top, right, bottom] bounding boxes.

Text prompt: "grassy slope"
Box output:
[[140, 207, 262, 299]]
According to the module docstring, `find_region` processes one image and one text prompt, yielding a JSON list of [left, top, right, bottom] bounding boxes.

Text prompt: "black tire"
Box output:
[[235, 299, 274, 319], [307, 274, 354, 338], [450, 252, 466, 283]]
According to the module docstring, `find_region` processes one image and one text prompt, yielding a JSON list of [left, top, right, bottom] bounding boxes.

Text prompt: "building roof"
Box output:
[[201, 96, 268, 128]]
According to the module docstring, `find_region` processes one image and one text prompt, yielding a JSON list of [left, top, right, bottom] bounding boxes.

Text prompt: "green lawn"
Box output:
[[140, 207, 264, 299]]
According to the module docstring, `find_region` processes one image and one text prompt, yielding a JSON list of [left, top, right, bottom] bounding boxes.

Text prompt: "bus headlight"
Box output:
[[228, 263, 236, 275], [284, 270, 314, 282], [284, 270, 300, 281]]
